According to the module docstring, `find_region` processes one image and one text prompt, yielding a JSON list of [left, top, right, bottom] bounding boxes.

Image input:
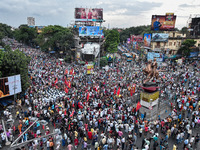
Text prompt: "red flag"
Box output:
[[136, 101, 141, 111], [65, 87, 69, 93], [65, 80, 68, 86], [54, 78, 58, 84], [114, 88, 116, 95], [87, 93, 90, 101], [130, 88, 133, 96], [60, 61, 62, 65], [117, 87, 120, 96], [56, 62, 58, 66]]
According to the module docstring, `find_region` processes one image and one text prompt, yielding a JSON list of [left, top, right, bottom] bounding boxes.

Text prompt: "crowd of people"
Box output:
[[0, 45, 200, 150]]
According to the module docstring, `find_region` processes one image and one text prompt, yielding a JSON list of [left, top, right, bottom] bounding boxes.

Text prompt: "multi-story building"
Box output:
[[151, 31, 200, 55], [27, 17, 35, 26]]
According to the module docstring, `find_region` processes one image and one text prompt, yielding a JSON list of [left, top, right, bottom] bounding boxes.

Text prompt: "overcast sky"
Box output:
[[0, 0, 200, 29]]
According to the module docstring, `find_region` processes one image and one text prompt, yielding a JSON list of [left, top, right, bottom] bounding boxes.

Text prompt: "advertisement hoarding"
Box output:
[[140, 91, 159, 102], [86, 64, 94, 74], [75, 8, 103, 22], [79, 26, 103, 36], [152, 33, 169, 42], [151, 13, 176, 31], [143, 33, 151, 47], [147, 52, 163, 62], [131, 35, 143, 42], [0, 75, 22, 99], [190, 17, 200, 36]]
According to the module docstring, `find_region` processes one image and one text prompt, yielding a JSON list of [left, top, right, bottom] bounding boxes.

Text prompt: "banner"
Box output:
[[147, 52, 163, 62], [140, 91, 159, 102], [152, 33, 169, 42], [75, 8, 103, 22], [143, 33, 151, 47], [0, 75, 22, 99], [86, 64, 94, 74], [151, 13, 176, 31], [79, 26, 103, 36], [131, 35, 143, 42]]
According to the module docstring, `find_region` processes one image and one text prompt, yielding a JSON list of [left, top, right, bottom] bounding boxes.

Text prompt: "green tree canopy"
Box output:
[[14, 25, 37, 46], [105, 29, 120, 53], [177, 39, 196, 56], [0, 46, 31, 91], [0, 23, 13, 46], [36, 25, 75, 53]]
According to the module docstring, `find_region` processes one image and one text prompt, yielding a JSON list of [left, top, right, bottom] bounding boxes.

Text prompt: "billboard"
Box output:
[[147, 52, 163, 62], [79, 26, 103, 36], [131, 35, 143, 42], [140, 91, 159, 102], [143, 33, 151, 47], [86, 64, 94, 74], [75, 8, 103, 22], [0, 75, 22, 99], [190, 17, 200, 36], [152, 33, 169, 42], [151, 13, 176, 31]]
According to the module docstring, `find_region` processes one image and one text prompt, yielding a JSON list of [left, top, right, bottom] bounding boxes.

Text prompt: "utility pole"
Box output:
[[98, 22, 102, 69], [2, 120, 11, 145]]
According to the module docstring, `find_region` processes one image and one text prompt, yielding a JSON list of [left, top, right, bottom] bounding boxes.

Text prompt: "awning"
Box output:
[[0, 99, 13, 107]]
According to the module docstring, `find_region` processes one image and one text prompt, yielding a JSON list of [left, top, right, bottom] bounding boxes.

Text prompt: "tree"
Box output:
[[105, 29, 120, 51], [35, 25, 75, 53], [0, 46, 31, 92], [177, 39, 196, 56], [100, 57, 108, 67], [0, 23, 13, 46], [14, 25, 37, 46], [119, 25, 154, 42], [180, 27, 189, 36]]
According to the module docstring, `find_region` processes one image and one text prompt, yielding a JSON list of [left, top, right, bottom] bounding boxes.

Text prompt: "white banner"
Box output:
[[0, 75, 22, 98]]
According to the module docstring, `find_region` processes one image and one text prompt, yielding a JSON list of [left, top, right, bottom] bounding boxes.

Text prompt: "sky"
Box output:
[[0, 0, 200, 29]]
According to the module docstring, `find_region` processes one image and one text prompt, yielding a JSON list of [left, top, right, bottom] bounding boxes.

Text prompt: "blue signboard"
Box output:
[[79, 26, 103, 36], [188, 52, 199, 58], [152, 33, 169, 42], [147, 52, 163, 62]]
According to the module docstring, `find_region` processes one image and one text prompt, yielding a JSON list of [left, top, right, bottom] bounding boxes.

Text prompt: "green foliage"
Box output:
[[35, 25, 75, 53], [64, 55, 71, 63], [180, 27, 189, 36], [14, 25, 37, 46], [105, 29, 120, 53], [100, 57, 108, 67], [177, 39, 196, 56], [0, 23, 13, 38], [119, 25, 153, 42], [0, 47, 31, 92], [0, 23, 13, 46]]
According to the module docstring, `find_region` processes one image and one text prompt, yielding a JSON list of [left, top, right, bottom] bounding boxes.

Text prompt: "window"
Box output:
[[174, 42, 176, 46], [169, 42, 172, 46]]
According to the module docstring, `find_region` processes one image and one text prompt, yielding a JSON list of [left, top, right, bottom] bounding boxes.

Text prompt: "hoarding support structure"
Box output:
[[98, 22, 102, 69]]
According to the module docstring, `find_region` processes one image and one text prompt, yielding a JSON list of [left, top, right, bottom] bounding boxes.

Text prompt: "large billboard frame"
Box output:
[[143, 33, 151, 47], [151, 13, 176, 31], [79, 26, 103, 37], [75, 8, 103, 22], [0, 74, 22, 99], [152, 33, 169, 42]]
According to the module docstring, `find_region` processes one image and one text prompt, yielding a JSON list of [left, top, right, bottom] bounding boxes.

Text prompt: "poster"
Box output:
[[79, 26, 103, 36], [75, 8, 103, 22], [0, 75, 22, 99], [151, 13, 176, 31], [143, 33, 151, 47]]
